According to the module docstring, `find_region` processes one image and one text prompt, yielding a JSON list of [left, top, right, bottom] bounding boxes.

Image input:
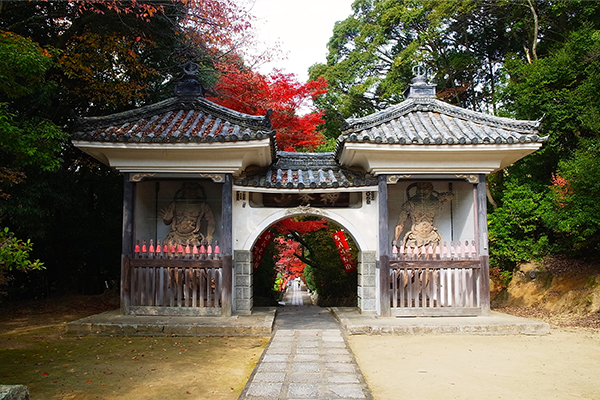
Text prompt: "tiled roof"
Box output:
[[234, 152, 377, 189], [339, 96, 545, 147], [72, 97, 274, 144]]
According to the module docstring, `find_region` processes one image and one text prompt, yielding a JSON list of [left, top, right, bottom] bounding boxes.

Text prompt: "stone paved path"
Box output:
[[238, 284, 373, 400]]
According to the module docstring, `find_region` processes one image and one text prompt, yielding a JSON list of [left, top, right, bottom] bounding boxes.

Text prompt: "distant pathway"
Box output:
[[237, 284, 373, 400]]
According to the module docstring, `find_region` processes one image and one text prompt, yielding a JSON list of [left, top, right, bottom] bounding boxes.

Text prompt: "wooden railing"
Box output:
[[390, 240, 482, 316], [124, 255, 223, 316]]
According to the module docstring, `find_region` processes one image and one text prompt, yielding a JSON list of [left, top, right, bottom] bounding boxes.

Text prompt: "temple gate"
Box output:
[[72, 65, 545, 317]]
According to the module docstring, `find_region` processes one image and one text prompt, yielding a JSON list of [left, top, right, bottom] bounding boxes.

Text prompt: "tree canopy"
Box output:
[[310, 0, 600, 268], [0, 0, 327, 298]]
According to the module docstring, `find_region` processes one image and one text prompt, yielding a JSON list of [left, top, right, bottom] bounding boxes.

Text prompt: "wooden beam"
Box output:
[[121, 175, 134, 313], [128, 257, 223, 269], [378, 175, 391, 317], [476, 174, 491, 314], [390, 260, 481, 269], [221, 174, 233, 316]]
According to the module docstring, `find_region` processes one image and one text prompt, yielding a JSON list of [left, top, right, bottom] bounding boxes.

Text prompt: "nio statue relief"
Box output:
[[159, 182, 215, 246], [394, 182, 453, 253]]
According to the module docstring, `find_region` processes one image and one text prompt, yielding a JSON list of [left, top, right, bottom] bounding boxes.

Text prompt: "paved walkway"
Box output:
[[238, 284, 373, 400]]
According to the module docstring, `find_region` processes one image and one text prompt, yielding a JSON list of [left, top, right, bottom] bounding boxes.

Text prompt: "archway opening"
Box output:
[[252, 215, 359, 308]]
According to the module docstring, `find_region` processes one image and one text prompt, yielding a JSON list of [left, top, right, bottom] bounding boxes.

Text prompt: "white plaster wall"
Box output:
[[232, 189, 380, 254], [231, 188, 380, 314]]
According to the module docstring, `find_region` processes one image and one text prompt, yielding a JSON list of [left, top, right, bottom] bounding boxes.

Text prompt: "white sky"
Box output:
[[248, 0, 354, 83]]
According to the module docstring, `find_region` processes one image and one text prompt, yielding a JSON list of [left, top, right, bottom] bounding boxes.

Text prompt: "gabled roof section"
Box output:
[[71, 64, 276, 175], [338, 96, 544, 146], [234, 152, 377, 190], [73, 96, 274, 144], [335, 67, 546, 175]]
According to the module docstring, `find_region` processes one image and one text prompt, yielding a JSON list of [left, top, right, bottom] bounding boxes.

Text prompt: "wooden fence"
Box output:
[[124, 239, 223, 316], [390, 240, 482, 316]]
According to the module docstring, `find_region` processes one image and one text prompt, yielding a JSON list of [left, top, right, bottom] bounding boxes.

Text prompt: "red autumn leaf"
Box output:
[[42, 372, 49, 376], [274, 218, 327, 235], [207, 68, 328, 152]]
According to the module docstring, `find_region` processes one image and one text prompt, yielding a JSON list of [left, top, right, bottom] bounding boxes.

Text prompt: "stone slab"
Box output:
[[65, 307, 549, 338], [66, 308, 275, 337], [331, 308, 551, 335]]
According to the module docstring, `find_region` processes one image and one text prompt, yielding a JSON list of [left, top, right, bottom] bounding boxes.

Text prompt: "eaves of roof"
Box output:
[[334, 96, 546, 159]]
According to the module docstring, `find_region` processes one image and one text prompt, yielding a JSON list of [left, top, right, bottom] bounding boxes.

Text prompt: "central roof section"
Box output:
[[71, 64, 546, 184], [234, 151, 377, 190]]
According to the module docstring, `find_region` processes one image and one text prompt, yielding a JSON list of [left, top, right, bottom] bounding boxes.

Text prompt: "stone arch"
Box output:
[[233, 207, 377, 314]]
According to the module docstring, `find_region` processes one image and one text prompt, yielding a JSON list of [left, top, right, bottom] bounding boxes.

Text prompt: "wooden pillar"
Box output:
[[378, 175, 391, 317], [120, 174, 134, 314], [221, 174, 233, 317], [476, 174, 491, 315]]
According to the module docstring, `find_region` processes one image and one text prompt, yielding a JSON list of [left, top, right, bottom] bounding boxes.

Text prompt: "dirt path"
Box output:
[[349, 328, 600, 400], [2, 295, 600, 399]]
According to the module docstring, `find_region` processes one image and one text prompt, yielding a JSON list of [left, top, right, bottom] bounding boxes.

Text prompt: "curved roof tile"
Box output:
[[234, 152, 377, 189], [72, 97, 274, 144], [339, 96, 545, 149]]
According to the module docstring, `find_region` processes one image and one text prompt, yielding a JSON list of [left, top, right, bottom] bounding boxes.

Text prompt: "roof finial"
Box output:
[[183, 61, 200, 76], [175, 61, 205, 98], [412, 63, 427, 81], [406, 62, 436, 99]]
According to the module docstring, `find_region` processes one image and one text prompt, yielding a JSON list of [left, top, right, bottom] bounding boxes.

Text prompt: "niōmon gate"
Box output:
[[72, 66, 545, 317]]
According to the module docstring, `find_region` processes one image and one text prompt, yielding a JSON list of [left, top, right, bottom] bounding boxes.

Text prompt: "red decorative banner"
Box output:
[[332, 230, 356, 273], [253, 230, 274, 270]]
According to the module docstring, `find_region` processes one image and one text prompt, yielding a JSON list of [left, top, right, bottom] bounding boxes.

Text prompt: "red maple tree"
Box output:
[[207, 64, 328, 152], [274, 217, 328, 236], [273, 237, 305, 282], [270, 217, 328, 283]]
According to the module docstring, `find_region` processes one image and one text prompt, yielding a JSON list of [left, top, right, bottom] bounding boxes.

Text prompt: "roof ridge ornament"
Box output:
[[406, 62, 436, 99], [262, 109, 273, 130], [175, 61, 205, 98]]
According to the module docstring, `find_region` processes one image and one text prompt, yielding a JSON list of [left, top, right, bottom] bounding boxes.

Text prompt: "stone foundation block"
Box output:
[[0, 385, 29, 400]]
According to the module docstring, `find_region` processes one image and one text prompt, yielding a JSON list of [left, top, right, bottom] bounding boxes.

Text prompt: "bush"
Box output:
[[0, 227, 44, 293]]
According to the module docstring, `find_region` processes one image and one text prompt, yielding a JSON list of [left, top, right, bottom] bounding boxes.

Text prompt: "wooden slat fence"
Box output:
[[390, 240, 482, 316], [125, 257, 223, 315]]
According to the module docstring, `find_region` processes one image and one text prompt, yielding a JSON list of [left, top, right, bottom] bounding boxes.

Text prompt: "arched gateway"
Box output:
[[73, 68, 545, 317]]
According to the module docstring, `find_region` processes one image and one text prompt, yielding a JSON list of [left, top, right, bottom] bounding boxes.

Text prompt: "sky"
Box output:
[[248, 0, 354, 83]]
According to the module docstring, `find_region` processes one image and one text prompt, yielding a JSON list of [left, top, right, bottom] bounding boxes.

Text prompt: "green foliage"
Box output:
[[543, 140, 600, 252], [0, 31, 67, 180], [0, 227, 43, 271], [488, 180, 551, 270], [303, 263, 317, 293], [0, 31, 56, 99], [501, 25, 600, 172], [298, 222, 357, 306], [0, 226, 44, 292], [491, 23, 600, 264], [0, 106, 67, 173]]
